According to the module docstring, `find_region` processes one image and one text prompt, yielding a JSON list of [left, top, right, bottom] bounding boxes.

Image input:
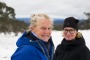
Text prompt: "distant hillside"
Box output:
[[53, 18, 64, 24], [16, 18, 30, 25], [16, 18, 90, 30], [16, 18, 64, 25]]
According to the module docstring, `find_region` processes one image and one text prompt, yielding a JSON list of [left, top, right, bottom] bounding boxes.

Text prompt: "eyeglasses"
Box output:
[[63, 29, 75, 34]]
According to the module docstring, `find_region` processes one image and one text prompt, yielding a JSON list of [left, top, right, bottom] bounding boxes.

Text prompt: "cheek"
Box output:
[[36, 30, 44, 35], [70, 33, 77, 39], [73, 33, 77, 38], [64, 33, 75, 38]]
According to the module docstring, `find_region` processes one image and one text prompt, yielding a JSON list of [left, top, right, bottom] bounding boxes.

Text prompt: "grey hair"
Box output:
[[30, 13, 53, 27]]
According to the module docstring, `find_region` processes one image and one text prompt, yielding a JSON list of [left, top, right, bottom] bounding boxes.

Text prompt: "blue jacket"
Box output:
[[11, 31, 54, 60]]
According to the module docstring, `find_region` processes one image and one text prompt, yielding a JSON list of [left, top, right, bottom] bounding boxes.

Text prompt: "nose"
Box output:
[[66, 31, 70, 34]]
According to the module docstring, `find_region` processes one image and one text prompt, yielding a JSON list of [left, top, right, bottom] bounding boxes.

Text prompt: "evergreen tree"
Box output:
[[0, 2, 28, 35]]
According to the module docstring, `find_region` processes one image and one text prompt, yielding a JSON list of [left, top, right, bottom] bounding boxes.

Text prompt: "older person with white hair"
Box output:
[[11, 13, 54, 60]]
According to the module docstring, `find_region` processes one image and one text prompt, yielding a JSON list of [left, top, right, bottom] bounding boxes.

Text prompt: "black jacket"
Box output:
[[53, 37, 90, 60]]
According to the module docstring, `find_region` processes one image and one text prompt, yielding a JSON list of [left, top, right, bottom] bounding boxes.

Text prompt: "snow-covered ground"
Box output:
[[0, 30, 90, 60]]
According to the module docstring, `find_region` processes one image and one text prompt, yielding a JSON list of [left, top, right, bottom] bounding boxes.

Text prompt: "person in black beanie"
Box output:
[[53, 17, 90, 60]]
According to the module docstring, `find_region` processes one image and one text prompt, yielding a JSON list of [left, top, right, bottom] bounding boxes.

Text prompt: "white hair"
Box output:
[[30, 13, 53, 27], [27, 13, 54, 31]]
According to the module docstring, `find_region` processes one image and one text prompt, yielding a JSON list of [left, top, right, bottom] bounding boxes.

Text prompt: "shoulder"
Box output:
[[55, 44, 61, 52], [77, 45, 90, 60], [18, 45, 37, 53], [14, 45, 38, 56], [11, 45, 39, 60], [56, 44, 62, 49], [78, 45, 90, 55], [81, 45, 89, 51]]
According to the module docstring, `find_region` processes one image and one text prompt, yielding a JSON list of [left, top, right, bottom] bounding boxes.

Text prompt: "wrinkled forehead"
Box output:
[[36, 17, 53, 25]]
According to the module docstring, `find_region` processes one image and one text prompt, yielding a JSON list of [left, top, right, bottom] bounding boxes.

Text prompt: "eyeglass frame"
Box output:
[[63, 28, 76, 34]]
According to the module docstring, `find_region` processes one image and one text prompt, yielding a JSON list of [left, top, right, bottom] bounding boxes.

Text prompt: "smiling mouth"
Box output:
[[42, 35, 50, 37]]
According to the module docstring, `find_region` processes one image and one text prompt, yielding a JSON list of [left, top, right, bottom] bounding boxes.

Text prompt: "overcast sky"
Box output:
[[1, 0, 90, 19]]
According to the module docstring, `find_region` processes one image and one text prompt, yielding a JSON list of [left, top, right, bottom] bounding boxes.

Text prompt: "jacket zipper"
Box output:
[[63, 51, 68, 60], [36, 40, 49, 60]]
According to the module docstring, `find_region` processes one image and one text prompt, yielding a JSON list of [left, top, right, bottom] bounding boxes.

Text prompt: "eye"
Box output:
[[64, 29, 68, 31], [70, 29, 75, 31], [41, 27, 46, 30], [70, 29, 74, 31], [63, 29, 75, 34], [48, 27, 52, 30]]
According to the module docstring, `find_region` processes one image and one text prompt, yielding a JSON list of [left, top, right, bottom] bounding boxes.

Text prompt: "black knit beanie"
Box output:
[[63, 17, 79, 31]]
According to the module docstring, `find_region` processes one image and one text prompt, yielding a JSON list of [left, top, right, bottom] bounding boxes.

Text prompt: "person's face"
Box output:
[[32, 18, 53, 42], [63, 27, 77, 41]]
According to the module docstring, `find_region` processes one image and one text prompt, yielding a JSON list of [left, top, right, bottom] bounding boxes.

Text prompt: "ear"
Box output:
[[29, 26, 35, 30], [29, 26, 31, 29]]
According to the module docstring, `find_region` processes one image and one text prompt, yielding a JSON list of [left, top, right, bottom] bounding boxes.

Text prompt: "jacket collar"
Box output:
[[26, 31, 39, 41], [61, 37, 86, 47]]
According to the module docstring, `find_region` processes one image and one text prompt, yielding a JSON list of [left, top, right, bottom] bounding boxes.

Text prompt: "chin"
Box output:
[[66, 38, 73, 41], [42, 38, 49, 42]]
